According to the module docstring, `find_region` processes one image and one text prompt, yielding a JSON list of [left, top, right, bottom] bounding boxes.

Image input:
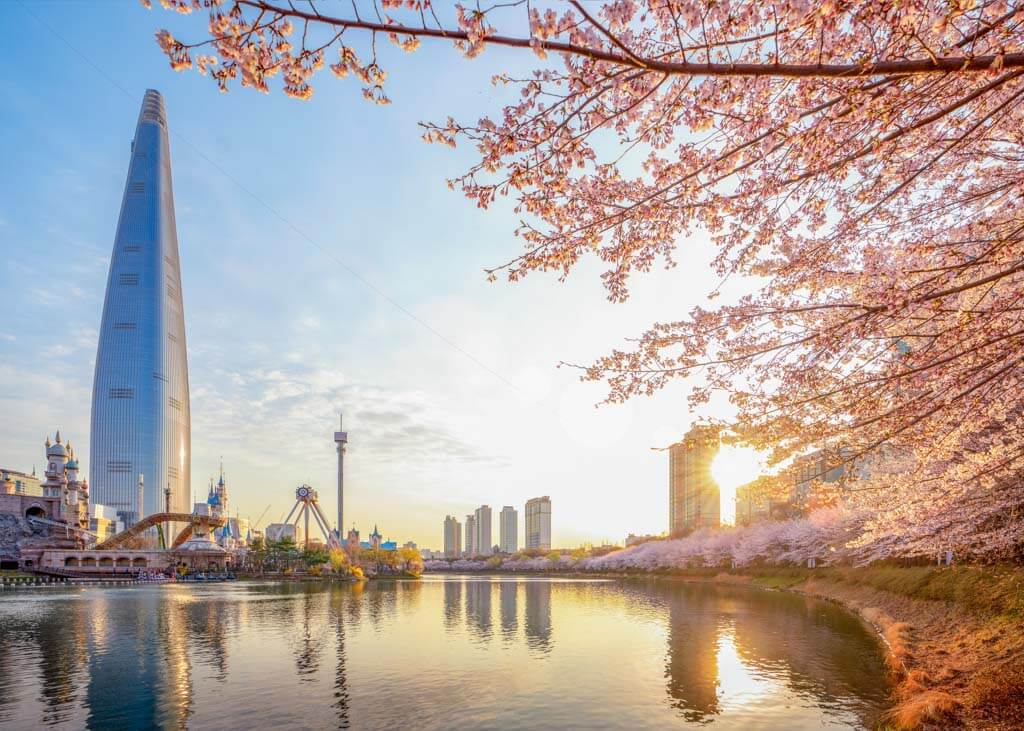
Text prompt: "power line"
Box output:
[[16, 0, 524, 395]]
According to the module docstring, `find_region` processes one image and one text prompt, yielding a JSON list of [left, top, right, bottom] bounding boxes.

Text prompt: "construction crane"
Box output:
[[252, 504, 272, 530]]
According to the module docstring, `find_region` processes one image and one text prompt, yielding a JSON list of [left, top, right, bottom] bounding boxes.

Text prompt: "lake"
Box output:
[[0, 576, 891, 729]]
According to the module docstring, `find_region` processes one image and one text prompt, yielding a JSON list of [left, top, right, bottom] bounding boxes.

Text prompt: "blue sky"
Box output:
[[0, 1, 727, 548]]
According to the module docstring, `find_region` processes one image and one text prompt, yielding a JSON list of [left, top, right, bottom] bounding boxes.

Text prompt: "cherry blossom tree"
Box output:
[[148, 0, 1024, 558]]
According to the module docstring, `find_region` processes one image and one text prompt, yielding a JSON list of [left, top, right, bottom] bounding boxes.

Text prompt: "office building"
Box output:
[[525, 496, 551, 550], [90, 90, 191, 527]]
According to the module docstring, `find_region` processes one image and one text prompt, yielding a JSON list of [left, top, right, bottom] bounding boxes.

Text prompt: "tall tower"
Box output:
[[334, 414, 348, 539], [90, 90, 191, 527], [668, 425, 720, 536]]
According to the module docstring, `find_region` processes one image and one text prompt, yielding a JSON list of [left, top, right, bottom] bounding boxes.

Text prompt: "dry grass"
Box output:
[[965, 661, 1024, 727], [886, 689, 959, 729]]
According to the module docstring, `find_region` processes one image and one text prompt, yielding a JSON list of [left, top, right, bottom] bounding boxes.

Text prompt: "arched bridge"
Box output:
[[95, 512, 226, 550]]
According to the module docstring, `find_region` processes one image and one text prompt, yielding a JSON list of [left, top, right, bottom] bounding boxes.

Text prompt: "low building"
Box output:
[[0, 468, 42, 497], [1, 431, 93, 570], [265, 523, 298, 543], [625, 533, 663, 547], [89, 503, 123, 543]]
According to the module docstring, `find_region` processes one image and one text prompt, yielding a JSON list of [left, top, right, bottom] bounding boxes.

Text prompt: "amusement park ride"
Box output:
[[283, 484, 341, 550]]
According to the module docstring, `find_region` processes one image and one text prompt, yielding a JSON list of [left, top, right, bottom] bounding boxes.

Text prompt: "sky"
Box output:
[[0, 1, 736, 549]]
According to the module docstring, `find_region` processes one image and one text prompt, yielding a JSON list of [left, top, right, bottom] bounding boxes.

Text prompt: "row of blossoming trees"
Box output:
[[423, 508, 860, 572], [151, 0, 1024, 563]]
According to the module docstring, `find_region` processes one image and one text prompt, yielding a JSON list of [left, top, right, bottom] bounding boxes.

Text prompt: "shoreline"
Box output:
[[426, 565, 1022, 730]]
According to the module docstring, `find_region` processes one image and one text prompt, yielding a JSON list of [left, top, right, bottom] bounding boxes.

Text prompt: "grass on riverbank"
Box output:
[[670, 563, 1024, 730]]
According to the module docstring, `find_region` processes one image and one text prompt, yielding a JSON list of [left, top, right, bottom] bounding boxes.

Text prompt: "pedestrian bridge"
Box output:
[[94, 512, 227, 550]]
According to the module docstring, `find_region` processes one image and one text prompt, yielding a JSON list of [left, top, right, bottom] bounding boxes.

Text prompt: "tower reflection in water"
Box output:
[[0, 578, 890, 730]]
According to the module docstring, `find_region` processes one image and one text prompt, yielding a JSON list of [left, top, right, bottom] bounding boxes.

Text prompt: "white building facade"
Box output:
[[499, 506, 518, 554], [525, 496, 551, 551], [443, 515, 461, 558], [474, 505, 492, 556]]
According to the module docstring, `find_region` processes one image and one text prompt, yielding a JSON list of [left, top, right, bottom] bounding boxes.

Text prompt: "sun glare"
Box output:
[[711, 445, 767, 525]]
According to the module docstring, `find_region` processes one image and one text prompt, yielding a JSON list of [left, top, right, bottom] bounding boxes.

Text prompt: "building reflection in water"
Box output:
[[523, 580, 552, 655], [465, 579, 492, 640], [665, 585, 720, 722], [0, 576, 890, 729], [659, 582, 891, 727], [443, 577, 462, 633], [499, 580, 517, 641]]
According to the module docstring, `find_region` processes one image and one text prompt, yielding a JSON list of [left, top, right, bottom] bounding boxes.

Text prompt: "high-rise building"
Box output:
[[668, 424, 720, 536], [464, 514, 477, 557], [499, 506, 518, 554], [443, 515, 462, 558], [474, 505, 493, 556], [525, 496, 551, 550], [90, 90, 190, 528]]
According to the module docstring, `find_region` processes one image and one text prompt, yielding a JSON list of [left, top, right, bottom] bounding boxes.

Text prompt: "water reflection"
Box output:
[[524, 580, 552, 655], [465, 580, 492, 640], [665, 586, 720, 721], [655, 582, 892, 727], [499, 581, 517, 641], [329, 591, 351, 730], [443, 579, 461, 633], [0, 578, 890, 730]]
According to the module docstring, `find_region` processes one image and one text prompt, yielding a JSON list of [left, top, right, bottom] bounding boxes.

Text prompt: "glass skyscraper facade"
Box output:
[[90, 90, 190, 526]]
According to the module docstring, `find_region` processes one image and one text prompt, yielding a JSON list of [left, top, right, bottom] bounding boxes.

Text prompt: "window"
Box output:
[[152, 372, 168, 383], [124, 245, 141, 253], [127, 182, 144, 194], [169, 396, 182, 410], [108, 388, 134, 399], [119, 273, 139, 286], [106, 460, 132, 473], [113, 322, 137, 330]]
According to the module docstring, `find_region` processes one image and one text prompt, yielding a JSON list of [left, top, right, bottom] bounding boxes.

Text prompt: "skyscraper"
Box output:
[[90, 90, 190, 527], [464, 514, 477, 557], [668, 425, 720, 536], [525, 496, 551, 550], [474, 505, 493, 556], [528, 495, 552, 548], [499, 506, 518, 554], [443, 515, 462, 558]]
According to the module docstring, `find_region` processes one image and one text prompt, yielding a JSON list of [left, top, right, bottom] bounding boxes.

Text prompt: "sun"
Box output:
[[711, 445, 767, 525]]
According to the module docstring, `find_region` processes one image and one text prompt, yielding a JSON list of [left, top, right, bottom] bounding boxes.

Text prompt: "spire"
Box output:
[[55, 430, 61, 444], [45, 436, 51, 448]]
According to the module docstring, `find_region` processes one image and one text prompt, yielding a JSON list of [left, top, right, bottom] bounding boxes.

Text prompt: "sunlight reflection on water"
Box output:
[[0, 577, 890, 729]]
